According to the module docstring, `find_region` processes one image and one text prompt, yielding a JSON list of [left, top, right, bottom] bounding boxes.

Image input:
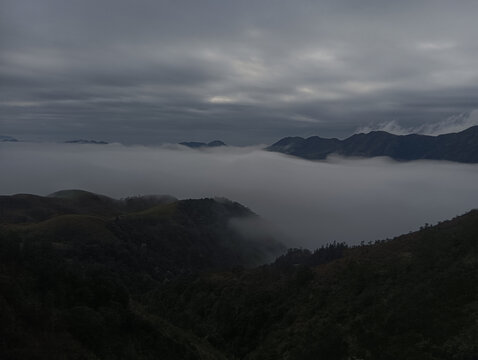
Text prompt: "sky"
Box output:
[[2, 0, 478, 144], [2, 142, 478, 247]]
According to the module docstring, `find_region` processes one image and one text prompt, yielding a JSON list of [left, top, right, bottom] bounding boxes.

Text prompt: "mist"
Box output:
[[356, 110, 478, 136], [2, 142, 478, 248]]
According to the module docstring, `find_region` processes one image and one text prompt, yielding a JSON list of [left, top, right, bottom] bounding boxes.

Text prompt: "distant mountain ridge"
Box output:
[[267, 125, 478, 163], [179, 140, 226, 148], [0, 135, 18, 142], [64, 139, 108, 144]]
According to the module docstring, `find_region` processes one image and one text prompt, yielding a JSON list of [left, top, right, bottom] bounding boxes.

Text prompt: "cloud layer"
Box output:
[[357, 110, 478, 135], [2, 142, 477, 248], [2, 0, 478, 143]]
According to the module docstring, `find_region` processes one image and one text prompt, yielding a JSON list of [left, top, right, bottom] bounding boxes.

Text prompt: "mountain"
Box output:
[[180, 140, 226, 148], [153, 210, 478, 359], [0, 189, 176, 224], [0, 135, 18, 142], [0, 191, 476, 359], [0, 190, 284, 270], [64, 139, 109, 144], [0, 190, 284, 359], [267, 125, 478, 163]]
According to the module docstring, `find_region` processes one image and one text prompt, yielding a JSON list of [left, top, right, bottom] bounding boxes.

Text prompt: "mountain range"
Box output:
[[64, 139, 109, 144], [179, 140, 226, 148], [0, 135, 18, 142], [0, 190, 283, 273], [0, 190, 476, 359], [267, 125, 478, 163]]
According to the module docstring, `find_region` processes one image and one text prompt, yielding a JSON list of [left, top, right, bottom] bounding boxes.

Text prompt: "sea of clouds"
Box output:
[[2, 142, 478, 248]]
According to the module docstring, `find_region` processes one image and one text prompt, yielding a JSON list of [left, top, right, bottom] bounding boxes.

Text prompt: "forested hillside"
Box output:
[[0, 191, 476, 359]]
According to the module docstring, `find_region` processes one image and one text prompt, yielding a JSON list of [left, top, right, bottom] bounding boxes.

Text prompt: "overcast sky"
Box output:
[[2, 0, 478, 144]]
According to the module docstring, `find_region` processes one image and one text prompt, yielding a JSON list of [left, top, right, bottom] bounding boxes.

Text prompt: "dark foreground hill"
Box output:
[[0, 191, 477, 359], [267, 125, 478, 163], [0, 191, 284, 359], [154, 211, 478, 359], [0, 189, 177, 224], [0, 190, 283, 273]]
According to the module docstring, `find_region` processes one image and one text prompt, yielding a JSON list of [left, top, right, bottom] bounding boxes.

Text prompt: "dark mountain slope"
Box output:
[[0, 192, 284, 359], [267, 125, 478, 163], [0, 190, 176, 224], [0, 191, 476, 359], [152, 210, 478, 359], [0, 192, 284, 275]]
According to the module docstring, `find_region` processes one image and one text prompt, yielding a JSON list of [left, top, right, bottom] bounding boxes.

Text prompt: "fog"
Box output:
[[2, 142, 478, 248]]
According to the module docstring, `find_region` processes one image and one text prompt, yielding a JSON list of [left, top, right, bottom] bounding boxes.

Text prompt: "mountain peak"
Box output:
[[179, 140, 227, 148], [64, 139, 108, 144], [267, 125, 478, 163], [0, 135, 19, 142]]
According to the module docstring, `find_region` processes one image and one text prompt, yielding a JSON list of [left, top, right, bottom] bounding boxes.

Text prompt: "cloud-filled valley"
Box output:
[[2, 142, 477, 248]]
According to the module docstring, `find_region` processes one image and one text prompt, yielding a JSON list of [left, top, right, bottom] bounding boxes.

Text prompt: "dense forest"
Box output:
[[0, 190, 477, 359]]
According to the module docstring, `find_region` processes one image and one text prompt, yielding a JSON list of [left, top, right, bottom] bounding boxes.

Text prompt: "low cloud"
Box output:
[[357, 110, 478, 136], [1, 142, 477, 248]]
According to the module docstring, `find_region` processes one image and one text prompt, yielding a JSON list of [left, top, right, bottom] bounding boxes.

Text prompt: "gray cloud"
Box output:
[[357, 110, 478, 135], [1, 142, 477, 248], [2, 0, 478, 143]]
